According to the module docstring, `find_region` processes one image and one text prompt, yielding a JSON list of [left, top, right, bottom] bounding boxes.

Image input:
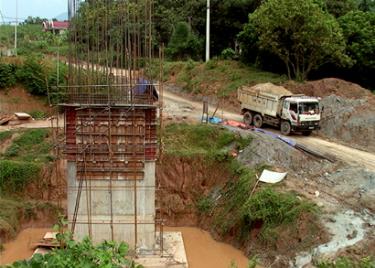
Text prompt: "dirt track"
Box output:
[[163, 89, 375, 172]]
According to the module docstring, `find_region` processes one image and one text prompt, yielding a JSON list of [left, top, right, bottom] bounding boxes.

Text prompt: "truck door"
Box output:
[[281, 100, 289, 120]]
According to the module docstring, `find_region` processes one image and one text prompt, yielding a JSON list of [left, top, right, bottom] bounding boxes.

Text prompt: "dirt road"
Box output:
[[163, 89, 375, 171]]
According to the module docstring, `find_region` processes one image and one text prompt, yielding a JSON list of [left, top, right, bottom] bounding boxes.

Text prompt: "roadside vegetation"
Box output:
[[0, 56, 66, 100], [151, 60, 286, 98]]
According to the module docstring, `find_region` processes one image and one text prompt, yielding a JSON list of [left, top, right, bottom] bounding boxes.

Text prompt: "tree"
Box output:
[[166, 22, 202, 60], [326, 0, 358, 17], [241, 0, 350, 80], [358, 0, 375, 11], [154, 0, 262, 57], [339, 11, 375, 69]]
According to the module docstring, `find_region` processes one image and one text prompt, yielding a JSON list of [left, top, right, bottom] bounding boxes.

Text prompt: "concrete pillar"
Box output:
[[67, 161, 156, 250]]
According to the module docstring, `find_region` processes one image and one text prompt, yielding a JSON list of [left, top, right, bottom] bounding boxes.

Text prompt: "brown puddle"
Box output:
[[166, 226, 250, 268], [0, 228, 52, 265], [1, 227, 251, 268]]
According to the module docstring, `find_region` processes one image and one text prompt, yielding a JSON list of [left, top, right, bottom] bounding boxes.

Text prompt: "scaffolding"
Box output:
[[51, 0, 164, 254]]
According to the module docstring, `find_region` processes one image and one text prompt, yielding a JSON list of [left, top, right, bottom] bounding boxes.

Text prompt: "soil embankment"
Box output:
[[286, 78, 375, 153]]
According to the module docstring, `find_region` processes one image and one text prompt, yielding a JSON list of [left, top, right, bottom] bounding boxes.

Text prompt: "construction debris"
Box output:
[[259, 169, 288, 184]]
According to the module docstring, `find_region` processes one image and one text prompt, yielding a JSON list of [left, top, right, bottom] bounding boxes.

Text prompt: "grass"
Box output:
[[0, 129, 53, 196], [3, 128, 52, 163], [29, 110, 47, 119], [0, 131, 12, 142], [163, 123, 251, 159], [149, 59, 287, 97], [0, 24, 68, 56], [211, 161, 318, 244]]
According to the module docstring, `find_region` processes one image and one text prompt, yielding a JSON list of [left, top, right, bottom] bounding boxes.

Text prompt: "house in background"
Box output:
[[42, 21, 69, 34]]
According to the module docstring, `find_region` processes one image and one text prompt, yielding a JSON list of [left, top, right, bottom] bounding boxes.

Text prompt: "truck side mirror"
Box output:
[[321, 106, 325, 112]]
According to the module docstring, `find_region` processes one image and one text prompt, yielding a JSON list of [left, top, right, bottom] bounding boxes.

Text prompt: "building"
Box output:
[[42, 20, 69, 34]]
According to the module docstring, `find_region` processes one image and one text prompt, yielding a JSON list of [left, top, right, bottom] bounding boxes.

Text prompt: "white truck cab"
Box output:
[[281, 97, 322, 135]]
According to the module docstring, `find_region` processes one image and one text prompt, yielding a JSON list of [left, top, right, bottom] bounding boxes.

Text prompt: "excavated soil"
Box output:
[[285, 78, 375, 153], [156, 155, 232, 226]]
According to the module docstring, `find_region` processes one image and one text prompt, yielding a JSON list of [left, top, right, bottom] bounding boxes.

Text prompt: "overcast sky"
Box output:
[[0, 0, 67, 21]]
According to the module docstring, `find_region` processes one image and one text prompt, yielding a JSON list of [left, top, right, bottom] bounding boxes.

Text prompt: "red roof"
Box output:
[[51, 21, 69, 29]]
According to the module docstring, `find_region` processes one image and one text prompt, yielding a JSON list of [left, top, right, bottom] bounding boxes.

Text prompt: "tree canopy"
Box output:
[[242, 0, 350, 80], [339, 10, 375, 69]]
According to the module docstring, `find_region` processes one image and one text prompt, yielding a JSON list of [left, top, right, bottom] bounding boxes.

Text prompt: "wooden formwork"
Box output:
[[65, 106, 157, 181]]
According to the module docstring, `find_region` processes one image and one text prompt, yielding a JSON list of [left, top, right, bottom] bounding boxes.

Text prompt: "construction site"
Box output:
[[0, 0, 375, 268]]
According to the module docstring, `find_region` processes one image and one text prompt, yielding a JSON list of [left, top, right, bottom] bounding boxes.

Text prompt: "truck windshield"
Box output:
[[299, 102, 319, 114]]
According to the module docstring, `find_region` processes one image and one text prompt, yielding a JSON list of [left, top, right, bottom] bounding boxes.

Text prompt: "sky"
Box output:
[[0, 0, 67, 22]]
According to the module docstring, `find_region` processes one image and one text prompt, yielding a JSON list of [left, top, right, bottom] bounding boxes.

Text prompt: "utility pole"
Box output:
[[205, 0, 210, 62], [14, 0, 18, 55]]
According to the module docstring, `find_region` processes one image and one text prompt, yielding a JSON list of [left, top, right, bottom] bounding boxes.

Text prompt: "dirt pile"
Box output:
[[286, 78, 375, 153], [286, 78, 372, 99]]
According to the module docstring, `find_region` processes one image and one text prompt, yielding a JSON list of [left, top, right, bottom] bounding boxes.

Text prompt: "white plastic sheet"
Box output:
[[259, 169, 287, 184]]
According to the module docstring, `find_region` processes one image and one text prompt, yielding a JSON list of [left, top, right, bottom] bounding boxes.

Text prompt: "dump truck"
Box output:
[[238, 83, 322, 136]]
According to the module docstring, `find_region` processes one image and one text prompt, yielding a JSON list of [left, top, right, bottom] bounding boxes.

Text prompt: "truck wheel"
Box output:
[[280, 121, 291, 136], [243, 112, 252, 126], [253, 114, 263, 128], [302, 131, 312, 136]]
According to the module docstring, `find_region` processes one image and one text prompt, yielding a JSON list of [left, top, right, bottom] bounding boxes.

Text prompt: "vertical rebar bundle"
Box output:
[[54, 0, 164, 253]]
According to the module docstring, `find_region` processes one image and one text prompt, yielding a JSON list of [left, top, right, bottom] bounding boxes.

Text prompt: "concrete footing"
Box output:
[[136, 232, 188, 268]]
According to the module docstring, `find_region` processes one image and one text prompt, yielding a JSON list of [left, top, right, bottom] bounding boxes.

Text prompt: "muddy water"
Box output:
[[0, 228, 51, 265], [166, 227, 250, 268], [1, 227, 250, 268]]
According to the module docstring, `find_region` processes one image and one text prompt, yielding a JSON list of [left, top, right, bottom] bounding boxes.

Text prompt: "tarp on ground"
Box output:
[[259, 169, 288, 184]]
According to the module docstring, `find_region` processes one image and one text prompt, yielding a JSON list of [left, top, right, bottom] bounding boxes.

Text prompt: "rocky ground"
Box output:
[[286, 78, 375, 153]]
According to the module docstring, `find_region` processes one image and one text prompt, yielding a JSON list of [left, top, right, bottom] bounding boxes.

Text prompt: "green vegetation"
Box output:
[[0, 129, 53, 195], [29, 110, 47, 119], [339, 11, 375, 70], [0, 131, 12, 142], [316, 256, 375, 267], [8, 237, 141, 268], [166, 22, 202, 60], [4, 129, 52, 162], [240, 0, 349, 81], [163, 123, 251, 158], [0, 161, 41, 194], [151, 60, 286, 96], [0, 63, 17, 89], [0, 56, 67, 101], [0, 24, 68, 56]]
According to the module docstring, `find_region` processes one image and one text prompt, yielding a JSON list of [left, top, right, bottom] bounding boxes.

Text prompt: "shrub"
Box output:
[[0, 160, 40, 194], [16, 56, 48, 95], [0, 63, 17, 89], [221, 48, 236, 60], [9, 236, 142, 268]]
